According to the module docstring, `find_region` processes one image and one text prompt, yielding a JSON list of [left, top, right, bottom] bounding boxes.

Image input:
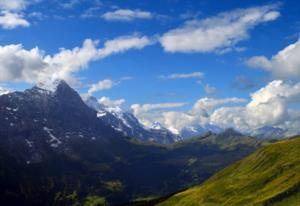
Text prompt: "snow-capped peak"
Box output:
[[83, 95, 106, 111], [36, 79, 64, 92], [0, 87, 11, 96], [150, 121, 165, 130], [83, 95, 180, 144]]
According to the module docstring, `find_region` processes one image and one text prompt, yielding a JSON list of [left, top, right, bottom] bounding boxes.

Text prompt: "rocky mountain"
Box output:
[[0, 81, 266, 205], [84, 96, 181, 144], [0, 80, 121, 164], [179, 124, 223, 139], [0, 87, 10, 96], [252, 126, 287, 139], [158, 136, 300, 206]]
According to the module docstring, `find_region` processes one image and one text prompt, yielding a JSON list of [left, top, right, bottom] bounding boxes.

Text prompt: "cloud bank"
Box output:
[[0, 34, 153, 86], [131, 80, 300, 136]]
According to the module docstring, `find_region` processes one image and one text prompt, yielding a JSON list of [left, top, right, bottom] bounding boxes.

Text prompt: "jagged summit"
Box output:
[[36, 79, 66, 92], [0, 80, 123, 163], [221, 128, 242, 137], [150, 121, 164, 130]]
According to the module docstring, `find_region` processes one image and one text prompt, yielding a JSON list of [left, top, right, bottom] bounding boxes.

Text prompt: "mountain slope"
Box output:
[[84, 96, 181, 144], [158, 136, 300, 206], [0, 81, 267, 205], [0, 80, 121, 163]]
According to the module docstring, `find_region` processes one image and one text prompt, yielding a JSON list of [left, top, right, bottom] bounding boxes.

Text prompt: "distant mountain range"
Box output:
[[0, 80, 267, 205], [157, 136, 300, 206], [84, 96, 181, 144], [0, 81, 291, 144]]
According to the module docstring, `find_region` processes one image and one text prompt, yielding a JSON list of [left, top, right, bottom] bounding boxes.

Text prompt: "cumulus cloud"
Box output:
[[102, 9, 153, 21], [131, 102, 187, 127], [88, 79, 118, 94], [159, 72, 204, 80], [163, 97, 246, 134], [0, 0, 40, 29], [210, 80, 300, 133], [0, 11, 29, 29], [132, 81, 300, 136], [131, 97, 245, 133], [0, 34, 152, 86], [160, 4, 280, 53], [246, 38, 300, 80], [98, 96, 125, 108]]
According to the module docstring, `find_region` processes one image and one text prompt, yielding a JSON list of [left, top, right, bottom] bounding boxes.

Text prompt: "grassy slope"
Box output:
[[158, 136, 300, 206]]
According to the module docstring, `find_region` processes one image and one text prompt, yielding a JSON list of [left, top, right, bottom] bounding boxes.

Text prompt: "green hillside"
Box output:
[[158, 136, 300, 206]]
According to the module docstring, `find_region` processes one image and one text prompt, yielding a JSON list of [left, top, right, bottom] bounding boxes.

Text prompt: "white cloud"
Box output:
[[0, 0, 28, 11], [88, 79, 118, 94], [0, 0, 41, 29], [98, 96, 125, 108], [204, 84, 217, 95], [0, 44, 46, 83], [160, 4, 280, 53], [0, 11, 30, 29], [159, 72, 204, 80], [132, 102, 187, 112], [246, 38, 300, 80], [210, 80, 300, 133], [131, 97, 246, 132], [163, 111, 198, 134], [98, 35, 154, 58], [102, 9, 152, 21], [156, 81, 300, 136], [191, 97, 246, 114], [131, 80, 300, 136], [131, 102, 187, 127], [0, 34, 152, 86], [162, 97, 246, 134], [87, 76, 134, 95]]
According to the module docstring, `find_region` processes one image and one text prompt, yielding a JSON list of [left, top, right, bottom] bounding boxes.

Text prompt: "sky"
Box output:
[[1, 0, 300, 135]]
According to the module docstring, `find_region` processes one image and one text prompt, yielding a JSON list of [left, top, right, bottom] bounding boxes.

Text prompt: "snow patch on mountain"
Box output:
[[83, 95, 180, 144], [0, 87, 11, 96], [150, 121, 164, 130], [43, 127, 62, 148]]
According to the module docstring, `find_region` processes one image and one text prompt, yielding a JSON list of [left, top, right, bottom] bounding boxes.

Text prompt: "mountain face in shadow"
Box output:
[[0, 81, 266, 205]]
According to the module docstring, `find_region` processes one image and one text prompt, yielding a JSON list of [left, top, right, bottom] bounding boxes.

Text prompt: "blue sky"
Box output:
[[1, 0, 300, 134]]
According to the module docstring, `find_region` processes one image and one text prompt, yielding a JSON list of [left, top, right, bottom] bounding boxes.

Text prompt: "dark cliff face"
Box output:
[[0, 80, 122, 163]]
